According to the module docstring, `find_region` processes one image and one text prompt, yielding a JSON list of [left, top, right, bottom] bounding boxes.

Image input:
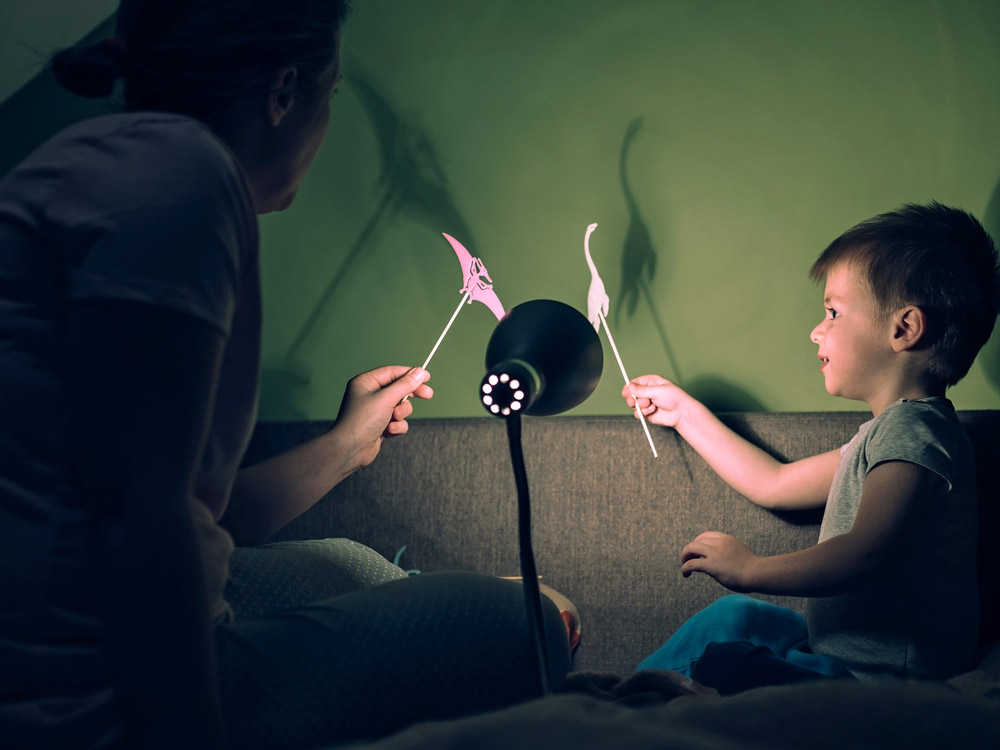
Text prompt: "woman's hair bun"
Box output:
[[51, 41, 123, 98]]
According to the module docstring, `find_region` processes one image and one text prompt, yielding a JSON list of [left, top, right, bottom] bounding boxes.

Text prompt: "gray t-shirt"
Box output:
[[806, 397, 979, 680]]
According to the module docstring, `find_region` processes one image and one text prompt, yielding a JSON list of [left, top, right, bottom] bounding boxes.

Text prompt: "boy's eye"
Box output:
[[826, 307, 839, 320]]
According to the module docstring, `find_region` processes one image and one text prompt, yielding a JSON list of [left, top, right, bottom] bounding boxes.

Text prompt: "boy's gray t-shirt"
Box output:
[[806, 397, 979, 680]]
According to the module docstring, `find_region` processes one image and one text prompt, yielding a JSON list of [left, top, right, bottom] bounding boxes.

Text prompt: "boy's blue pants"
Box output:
[[637, 594, 853, 695]]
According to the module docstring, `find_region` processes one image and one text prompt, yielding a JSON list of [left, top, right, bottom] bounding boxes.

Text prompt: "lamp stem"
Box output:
[[505, 414, 550, 696]]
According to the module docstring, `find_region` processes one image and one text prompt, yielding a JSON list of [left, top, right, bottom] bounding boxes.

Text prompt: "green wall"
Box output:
[[4, 1, 1000, 420]]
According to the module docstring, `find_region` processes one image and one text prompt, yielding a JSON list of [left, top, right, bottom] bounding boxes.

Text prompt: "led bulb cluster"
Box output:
[[481, 372, 525, 416]]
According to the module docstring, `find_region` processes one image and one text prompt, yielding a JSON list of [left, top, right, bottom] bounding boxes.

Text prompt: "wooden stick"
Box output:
[[598, 311, 658, 458], [422, 291, 470, 370]]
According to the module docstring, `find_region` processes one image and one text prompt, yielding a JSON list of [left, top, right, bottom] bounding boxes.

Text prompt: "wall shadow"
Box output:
[[615, 116, 683, 384], [684, 374, 768, 413], [0, 15, 118, 177], [978, 176, 1000, 396], [284, 67, 476, 363], [267, 68, 476, 419], [615, 118, 765, 415]]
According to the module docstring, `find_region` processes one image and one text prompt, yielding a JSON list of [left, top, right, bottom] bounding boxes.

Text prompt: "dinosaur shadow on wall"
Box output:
[[616, 116, 764, 413], [261, 68, 476, 418]]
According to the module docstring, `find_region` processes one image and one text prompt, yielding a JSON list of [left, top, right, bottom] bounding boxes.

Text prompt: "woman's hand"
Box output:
[[226, 366, 432, 545], [680, 531, 757, 592], [622, 374, 693, 429], [336, 365, 433, 469]]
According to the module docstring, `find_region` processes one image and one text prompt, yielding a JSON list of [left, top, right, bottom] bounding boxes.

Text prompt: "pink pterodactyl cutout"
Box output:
[[585, 223, 658, 458], [420, 233, 505, 370], [446, 233, 505, 320]]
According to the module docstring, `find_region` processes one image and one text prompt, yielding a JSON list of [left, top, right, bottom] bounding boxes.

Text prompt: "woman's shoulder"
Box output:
[[6, 111, 255, 236], [59, 111, 222, 152], [58, 112, 244, 187]]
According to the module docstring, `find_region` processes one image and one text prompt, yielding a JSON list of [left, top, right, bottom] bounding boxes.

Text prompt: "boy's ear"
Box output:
[[890, 305, 928, 352], [266, 66, 298, 127]]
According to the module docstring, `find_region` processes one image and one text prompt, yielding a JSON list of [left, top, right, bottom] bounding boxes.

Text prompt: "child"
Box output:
[[624, 202, 999, 693]]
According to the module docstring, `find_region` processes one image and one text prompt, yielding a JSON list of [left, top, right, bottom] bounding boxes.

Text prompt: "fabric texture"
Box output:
[[0, 112, 257, 747], [340, 679, 1000, 750], [806, 397, 979, 680], [225, 538, 410, 620], [218, 567, 571, 748], [636, 594, 851, 693]]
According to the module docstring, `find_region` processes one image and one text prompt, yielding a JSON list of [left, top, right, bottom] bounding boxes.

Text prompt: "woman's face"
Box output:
[[254, 40, 341, 213]]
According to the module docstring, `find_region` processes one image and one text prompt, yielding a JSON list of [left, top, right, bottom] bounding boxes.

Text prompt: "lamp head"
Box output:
[[480, 299, 603, 417]]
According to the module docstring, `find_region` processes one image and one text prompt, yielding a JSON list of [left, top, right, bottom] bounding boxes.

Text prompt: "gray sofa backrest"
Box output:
[[245, 412, 1000, 676]]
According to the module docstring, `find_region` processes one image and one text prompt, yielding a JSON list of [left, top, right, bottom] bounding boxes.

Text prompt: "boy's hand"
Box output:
[[681, 531, 757, 592], [622, 374, 690, 428]]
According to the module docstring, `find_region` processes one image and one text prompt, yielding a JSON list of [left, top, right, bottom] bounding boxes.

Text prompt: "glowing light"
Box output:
[[510, 379, 520, 389], [482, 383, 493, 394], [483, 395, 493, 405], [514, 390, 524, 400], [500, 373, 510, 383], [502, 407, 510, 415], [512, 402, 521, 411], [489, 375, 499, 386], [491, 404, 500, 414]]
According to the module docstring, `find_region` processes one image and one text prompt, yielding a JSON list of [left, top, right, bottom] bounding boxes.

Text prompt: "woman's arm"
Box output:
[[68, 299, 227, 749], [626, 374, 838, 509], [222, 365, 432, 546], [680, 460, 943, 596]]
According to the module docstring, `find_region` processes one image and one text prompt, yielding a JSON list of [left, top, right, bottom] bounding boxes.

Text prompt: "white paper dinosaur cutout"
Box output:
[[584, 223, 657, 458], [585, 223, 609, 332]]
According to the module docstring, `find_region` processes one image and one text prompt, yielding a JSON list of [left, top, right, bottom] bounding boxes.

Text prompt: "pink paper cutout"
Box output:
[[584, 222, 609, 332], [442, 233, 505, 320]]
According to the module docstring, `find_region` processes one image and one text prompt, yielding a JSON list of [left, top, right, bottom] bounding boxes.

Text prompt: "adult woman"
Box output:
[[0, 2, 569, 747]]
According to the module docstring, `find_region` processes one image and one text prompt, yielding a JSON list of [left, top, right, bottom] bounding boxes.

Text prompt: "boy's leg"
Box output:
[[691, 641, 835, 695], [215, 571, 571, 748], [638, 594, 852, 694], [637, 594, 796, 675]]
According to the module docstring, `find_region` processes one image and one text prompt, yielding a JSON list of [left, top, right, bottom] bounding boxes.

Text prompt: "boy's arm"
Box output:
[[626, 375, 838, 509], [681, 460, 944, 596]]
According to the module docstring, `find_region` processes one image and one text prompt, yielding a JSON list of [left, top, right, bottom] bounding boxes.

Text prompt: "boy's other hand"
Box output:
[[623, 374, 690, 428], [681, 531, 757, 592]]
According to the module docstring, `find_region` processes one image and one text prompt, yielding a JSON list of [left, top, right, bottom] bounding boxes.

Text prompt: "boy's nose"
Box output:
[[810, 322, 824, 344]]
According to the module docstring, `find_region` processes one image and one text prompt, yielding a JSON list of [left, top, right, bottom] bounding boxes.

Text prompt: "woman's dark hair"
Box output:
[[51, 0, 352, 119]]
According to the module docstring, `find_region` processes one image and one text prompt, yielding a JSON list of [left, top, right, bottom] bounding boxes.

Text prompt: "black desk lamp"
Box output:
[[478, 299, 603, 695]]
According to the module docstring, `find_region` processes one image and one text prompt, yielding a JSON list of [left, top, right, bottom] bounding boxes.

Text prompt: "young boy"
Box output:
[[623, 202, 999, 692]]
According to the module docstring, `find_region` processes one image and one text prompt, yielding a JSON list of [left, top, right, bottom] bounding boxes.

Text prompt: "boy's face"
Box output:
[[810, 264, 894, 408]]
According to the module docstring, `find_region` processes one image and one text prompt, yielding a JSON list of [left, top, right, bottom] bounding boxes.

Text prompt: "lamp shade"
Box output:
[[480, 299, 603, 417]]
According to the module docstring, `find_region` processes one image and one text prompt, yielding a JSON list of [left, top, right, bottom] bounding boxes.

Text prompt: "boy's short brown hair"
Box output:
[[811, 202, 1000, 387]]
